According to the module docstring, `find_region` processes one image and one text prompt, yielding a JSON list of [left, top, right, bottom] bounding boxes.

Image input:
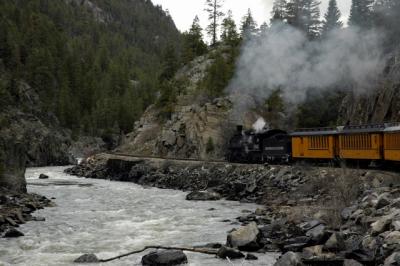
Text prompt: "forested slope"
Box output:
[[0, 0, 181, 191], [0, 0, 181, 135]]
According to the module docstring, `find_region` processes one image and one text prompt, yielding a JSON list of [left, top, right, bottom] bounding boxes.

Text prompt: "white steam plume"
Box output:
[[252, 117, 268, 132], [227, 23, 385, 122]]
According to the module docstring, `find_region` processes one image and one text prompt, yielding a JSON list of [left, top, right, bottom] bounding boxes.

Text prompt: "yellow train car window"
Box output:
[[309, 136, 329, 150]]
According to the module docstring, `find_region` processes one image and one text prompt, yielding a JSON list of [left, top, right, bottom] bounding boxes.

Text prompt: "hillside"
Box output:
[[0, 0, 181, 191]]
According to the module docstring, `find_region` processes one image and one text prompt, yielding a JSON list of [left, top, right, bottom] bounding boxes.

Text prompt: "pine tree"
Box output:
[[205, 0, 225, 46], [182, 16, 207, 63], [321, 0, 343, 36], [349, 0, 374, 28], [220, 10, 240, 46], [241, 9, 258, 40], [271, 0, 287, 24], [286, 0, 321, 39], [259, 22, 269, 37]]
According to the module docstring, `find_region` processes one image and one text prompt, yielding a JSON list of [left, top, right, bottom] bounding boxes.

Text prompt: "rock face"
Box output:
[[339, 50, 400, 124], [0, 82, 75, 192], [141, 250, 188, 266], [117, 97, 233, 160]]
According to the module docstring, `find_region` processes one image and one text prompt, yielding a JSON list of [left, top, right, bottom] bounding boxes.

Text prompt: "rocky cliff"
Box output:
[[338, 49, 400, 124], [116, 49, 260, 159], [0, 81, 75, 192]]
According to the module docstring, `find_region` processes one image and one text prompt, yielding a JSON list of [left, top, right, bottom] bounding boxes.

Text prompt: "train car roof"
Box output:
[[290, 127, 339, 136], [384, 123, 400, 132], [341, 123, 387, 134]]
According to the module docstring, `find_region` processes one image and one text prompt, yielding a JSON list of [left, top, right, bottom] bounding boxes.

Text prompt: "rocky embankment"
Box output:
[[67, 154, 400, 265], [0, 187, 52, 238]]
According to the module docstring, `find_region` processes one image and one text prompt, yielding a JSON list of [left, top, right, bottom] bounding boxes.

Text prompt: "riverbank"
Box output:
[[67, 153, 400, 265], [0, 187, 53, 238]]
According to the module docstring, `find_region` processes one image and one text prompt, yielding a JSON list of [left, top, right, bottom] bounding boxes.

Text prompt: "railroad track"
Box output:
[[106, 152, 229, 164]]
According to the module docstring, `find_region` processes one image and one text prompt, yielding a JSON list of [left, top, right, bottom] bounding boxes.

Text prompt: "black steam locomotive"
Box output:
[[227, 125, 291, 163]]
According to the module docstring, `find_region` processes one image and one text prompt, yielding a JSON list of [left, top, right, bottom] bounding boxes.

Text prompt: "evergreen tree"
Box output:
[[220, 10, 240, 46], [349, 0, 374, 28], [271, 0, 287, 24], [182, 16, 207, 63], [259, 22, 269, 37], [286, 0, 321, 39], [205, 0, 225, 46], [321, 0, 343, 36], [241, 9, 258, 40]]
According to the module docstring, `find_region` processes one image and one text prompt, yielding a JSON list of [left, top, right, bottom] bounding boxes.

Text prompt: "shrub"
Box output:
[[206, 137, 215, 154]]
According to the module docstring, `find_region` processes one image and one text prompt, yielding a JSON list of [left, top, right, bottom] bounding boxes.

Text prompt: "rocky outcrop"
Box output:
[[0, 81, 75, 192], [0, 187, 53, 235], [117, 97, 233, 160]]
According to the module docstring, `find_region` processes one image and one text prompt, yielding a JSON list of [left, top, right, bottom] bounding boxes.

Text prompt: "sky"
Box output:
[[151, 0, 352, 35]]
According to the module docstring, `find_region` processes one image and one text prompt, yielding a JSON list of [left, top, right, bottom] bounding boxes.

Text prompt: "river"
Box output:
[[0, 166, 278, 266]]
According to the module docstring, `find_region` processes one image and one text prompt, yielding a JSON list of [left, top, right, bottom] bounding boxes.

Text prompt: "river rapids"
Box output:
[[0, 166, 278, 266]]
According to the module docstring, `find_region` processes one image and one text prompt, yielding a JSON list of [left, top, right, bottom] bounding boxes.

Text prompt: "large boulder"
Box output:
[[141, 250, 188, 266], [186, 191, 221, 201], [274, 252, 303, 266], [227, 222, 260, 251]]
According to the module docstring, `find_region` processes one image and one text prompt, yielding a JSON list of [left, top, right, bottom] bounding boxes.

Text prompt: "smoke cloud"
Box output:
[[227, 23, 386, 122]]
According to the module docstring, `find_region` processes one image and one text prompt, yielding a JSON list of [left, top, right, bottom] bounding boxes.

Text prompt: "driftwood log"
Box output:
[[74, 246, 219, 263]]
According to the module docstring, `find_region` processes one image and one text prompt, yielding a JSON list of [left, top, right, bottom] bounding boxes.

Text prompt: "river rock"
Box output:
[[4, 228, 24, 238], [141, 250, 188, 266], [186, 191, 221, 201], [39, 174, 49, 179], [384, 252, 400, 266], [384, 231, 400, 248], [371, 215, 392, 235], [216, 246, 245, 259], [324, 232, 345, 251], [376, 193, 391, 209], [306, 224, 329, 244], [227, 222, 260, 251], [343, 259, 364, 266], [245, 253, 258, 260], [274, 252, 303, 266], [74, 253, 100, 263]]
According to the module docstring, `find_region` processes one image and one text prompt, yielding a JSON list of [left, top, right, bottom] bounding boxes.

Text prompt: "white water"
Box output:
[[0, 166, 279, 266]]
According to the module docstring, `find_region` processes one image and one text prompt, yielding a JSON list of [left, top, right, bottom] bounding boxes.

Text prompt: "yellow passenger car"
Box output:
[[291, 128, 338, 159], [384, 125, 400, 161], [338, 124, 385, 160]]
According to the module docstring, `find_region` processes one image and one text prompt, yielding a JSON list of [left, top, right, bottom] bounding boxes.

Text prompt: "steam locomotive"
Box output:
[[227, 125, 292, 163], [227, 123, 400, 164]]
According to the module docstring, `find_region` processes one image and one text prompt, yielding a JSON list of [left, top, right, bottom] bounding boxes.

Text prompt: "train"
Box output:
[[227, 123, 400, 165]]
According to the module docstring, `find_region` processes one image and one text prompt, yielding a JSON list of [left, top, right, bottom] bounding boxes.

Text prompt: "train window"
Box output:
[[309, 136, 329, 150]]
